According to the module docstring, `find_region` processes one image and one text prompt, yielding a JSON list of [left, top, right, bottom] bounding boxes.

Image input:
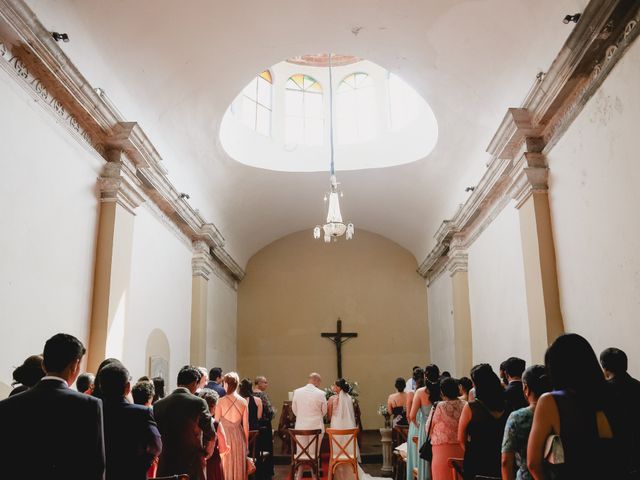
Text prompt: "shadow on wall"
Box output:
[[145, 328, 171, 389]]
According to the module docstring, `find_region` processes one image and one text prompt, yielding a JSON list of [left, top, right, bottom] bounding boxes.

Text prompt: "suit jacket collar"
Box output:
[[172, 387, 193, 395], [37, 377, 69, 390]]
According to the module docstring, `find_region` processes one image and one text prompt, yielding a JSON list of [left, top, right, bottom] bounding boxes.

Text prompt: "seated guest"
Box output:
[[152, 376, 165, 403], [100, 363, 162, 480], [458, 363, 508, 480], [387, 377, 409, 426], [503, 357, 528, 411], [132, 380, 155, 406], [9, 354, 45, 396], [426, 377, 465, 480], [501, 365, 550, 480], [458, 376, 473, 401], [0, 333, 105, 479], [207, 367, 227, 397], [528, 334, 627, 479], [239, 377, 263, 430], [76, 372, 95, 394], [199, 388, 229, 480], [154, 366, 215, 480]]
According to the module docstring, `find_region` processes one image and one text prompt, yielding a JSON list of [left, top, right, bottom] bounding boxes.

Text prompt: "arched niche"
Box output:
[[145, 328, 171, 383]]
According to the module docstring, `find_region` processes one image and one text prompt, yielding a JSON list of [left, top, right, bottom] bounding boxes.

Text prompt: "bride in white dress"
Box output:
[[328, 379, 386, 480]]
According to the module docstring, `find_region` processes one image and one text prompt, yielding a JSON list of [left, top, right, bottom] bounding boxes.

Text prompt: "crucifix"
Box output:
[[321, 318, 358, 378]]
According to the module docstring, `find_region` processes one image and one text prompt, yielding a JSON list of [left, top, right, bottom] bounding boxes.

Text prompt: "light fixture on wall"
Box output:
[[562, 13, 581, 24], [313, 53, 354, 243]]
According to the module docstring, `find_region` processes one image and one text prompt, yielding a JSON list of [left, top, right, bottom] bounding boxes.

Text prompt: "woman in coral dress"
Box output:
[[215, 372, 249, 480]]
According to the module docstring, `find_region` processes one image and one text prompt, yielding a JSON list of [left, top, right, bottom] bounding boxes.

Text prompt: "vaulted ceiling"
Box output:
[[27, 0, 587, 266]]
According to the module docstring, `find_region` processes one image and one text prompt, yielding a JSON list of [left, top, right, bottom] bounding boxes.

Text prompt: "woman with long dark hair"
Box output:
[[527, 333, 625, 479], [457, 363, 508, 480], [406, 368, 427, 480]]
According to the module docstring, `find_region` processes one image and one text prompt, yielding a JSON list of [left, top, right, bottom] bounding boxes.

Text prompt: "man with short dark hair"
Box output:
[[154, 366, 216, 480], [404, 365, 421, 392], [502, 357, 528, 411], [100, 363, 162, 480], [132, 380, 156, 406], [0, 333, 105, 479], [77, 372, 95, 394], [206, 366, 226, 398]]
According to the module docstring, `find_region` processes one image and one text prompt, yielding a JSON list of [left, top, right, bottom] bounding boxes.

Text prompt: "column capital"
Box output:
[[447, 236, 469, 275], [510, 151, 549, 209], [192, 240, 215, 280], [98, 149, 145, 214]]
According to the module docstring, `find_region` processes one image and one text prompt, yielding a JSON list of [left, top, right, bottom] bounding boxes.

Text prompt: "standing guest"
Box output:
[[503, 357, 528, 412], [440, 371, 452, 379], [528, 334, 626, 479], [197, 366, 209, 392], [458, 377, 473, 401], [458, 363, 508, 480], [199, 388, 229, 480], [600, 347, 640, 478], [253, 375, 276, 480], [425, 364, 442, 402], [152, 376, 165, 403], [154, 366, 216, 480], [132, 380, 155, 406], [406, 367, 427, 480], [240, 377, 263, 430], [216, 372, 249, 480], [426, 377, 466, 480], [0, 333, 105, 479], [387, 377, 409, 426], [501, 365, 551, 480], [405, 365, 421, 392], [92, 357, 123, 399], [499, 360, 509, 388], [100, 363, 162, 480], [207, 367, 227, 398], [76, 372, 95, 395], [9, 354, 45, 396]]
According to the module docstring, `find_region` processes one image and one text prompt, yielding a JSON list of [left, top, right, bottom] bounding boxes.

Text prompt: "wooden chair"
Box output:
[[393, 450, 406, 480], [392, 425, 409, 480], [411, 436, 419, 480], [447, 457, 463, 480], [248, 429, 260, 478], [392, 425, 409, 447], [289, 428, 323, 480], [326, 428, 359, 480], [152, 475, 189, 480]]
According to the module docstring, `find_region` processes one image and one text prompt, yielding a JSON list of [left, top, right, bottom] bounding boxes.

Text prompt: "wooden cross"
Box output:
[[321, 318, 358, 378]]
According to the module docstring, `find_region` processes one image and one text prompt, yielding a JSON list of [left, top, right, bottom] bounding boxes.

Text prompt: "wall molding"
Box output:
[[0, 0, 245, 281], [420, 0, 640, 282]]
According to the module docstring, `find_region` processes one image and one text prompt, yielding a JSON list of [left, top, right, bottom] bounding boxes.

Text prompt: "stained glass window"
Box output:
[[285, 74, 324, 146], [336, 72, 376, 144], [236, 70, 272, 136]]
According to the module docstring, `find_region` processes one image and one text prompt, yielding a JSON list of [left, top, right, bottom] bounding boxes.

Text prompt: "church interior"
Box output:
[[1, 0, 640, 476]]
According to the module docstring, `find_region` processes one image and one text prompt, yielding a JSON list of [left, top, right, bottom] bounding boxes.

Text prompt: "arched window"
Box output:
[[336, 72, 376, 144], [238, 70, 272, 136], [285, 74, 324, 146]]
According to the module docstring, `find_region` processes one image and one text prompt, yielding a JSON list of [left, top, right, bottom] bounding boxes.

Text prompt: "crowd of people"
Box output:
[[389, 334, 640, 480], [0, 333, 275, 480]]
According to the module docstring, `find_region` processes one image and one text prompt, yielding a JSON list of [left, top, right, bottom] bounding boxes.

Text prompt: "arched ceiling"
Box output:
[[27, 0, 587, 267]]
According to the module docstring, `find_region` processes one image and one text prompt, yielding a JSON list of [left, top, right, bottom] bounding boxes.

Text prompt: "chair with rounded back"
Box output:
[[327, 428, 359, 480], [289, 428, 323, 480]]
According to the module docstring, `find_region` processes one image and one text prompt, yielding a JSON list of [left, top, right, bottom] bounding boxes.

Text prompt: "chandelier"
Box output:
[[313, 53, 354, 243]]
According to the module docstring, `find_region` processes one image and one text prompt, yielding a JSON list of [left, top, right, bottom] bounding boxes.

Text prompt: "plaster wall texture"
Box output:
[[0, 69, 102, 398], [427, 273, 455, 374], [123, 204, 193, 391], [206, 273, 238, 372], [548, 37, 640, 376], [237, 229, 428, 428], [468, 204, 531, 370]]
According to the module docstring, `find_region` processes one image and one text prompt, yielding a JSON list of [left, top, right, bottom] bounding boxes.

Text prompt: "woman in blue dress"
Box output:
[[408, 367, 439, 480]]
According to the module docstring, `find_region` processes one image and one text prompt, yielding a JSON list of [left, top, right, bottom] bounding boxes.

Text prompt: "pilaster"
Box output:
[[190, 240, 214, 366], [447, 244, 473, 377]]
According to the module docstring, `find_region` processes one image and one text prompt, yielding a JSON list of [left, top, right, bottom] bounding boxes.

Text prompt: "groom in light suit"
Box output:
[[292, 372, 327, 476]]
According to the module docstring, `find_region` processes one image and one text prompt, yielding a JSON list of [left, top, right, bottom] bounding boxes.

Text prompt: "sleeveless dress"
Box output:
[[462, 401, 507, 480], [407, 405, 432, 480], [220, 397, 248, 480], [248, 395, 260, 431], [428, 400, 465, 480], [392, 406, 408, 427]]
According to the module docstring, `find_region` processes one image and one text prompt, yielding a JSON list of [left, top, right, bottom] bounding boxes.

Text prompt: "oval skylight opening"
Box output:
[[220, 55, 438, 172]]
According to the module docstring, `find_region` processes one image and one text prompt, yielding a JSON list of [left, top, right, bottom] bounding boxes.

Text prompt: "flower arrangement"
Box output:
[[377, 403, 391, 428], [324, 380, 359, 401]]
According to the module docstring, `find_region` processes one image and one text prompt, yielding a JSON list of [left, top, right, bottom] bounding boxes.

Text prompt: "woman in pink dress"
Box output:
[[215, 372, 249, 480], [425, 378, 466, 480]]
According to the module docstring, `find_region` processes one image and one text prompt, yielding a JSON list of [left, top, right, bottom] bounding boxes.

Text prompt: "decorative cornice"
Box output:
[[192, 240, 238, 290], [420, 0, 640, 280], [0, 0, 245, 281], [447, 244, 468, 276]]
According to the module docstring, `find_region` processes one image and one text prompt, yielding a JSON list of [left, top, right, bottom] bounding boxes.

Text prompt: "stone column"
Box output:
[[191, 240, 215, 366], [447, 245, 473, 377], [87, 150, 144, 372], [512, 151, 564, 362]]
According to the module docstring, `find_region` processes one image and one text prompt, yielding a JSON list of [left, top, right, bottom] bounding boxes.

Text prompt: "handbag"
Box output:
[[419, 402, 438, 462], [544, 434, 565, 465], [246, 456, 257, 475]]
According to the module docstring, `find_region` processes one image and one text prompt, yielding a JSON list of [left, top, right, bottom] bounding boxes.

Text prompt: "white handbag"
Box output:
[[544, 434, 565, 465]]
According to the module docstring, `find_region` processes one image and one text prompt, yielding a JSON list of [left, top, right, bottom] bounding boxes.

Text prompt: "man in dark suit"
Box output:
[[100, 363, 162, 480], [502, 357, 528, 411], [206, 366, 226, 398], [0, 333, 105, 479], [154, 365, 216, 480]]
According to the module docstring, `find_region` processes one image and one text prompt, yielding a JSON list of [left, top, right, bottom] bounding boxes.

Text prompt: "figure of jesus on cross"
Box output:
[[321, 318, 358, 378]]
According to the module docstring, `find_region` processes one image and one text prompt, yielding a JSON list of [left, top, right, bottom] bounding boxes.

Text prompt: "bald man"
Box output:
[[291, 373, 327, 472]]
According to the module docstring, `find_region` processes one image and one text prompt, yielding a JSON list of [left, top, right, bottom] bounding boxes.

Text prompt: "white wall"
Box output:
[[548, 38, 640, 377], [427, 273, 455, 371], [206, 273, 238, 371], [0, 70, 102, 398], [123, 204, 193, 391], [468, 204, 531, 370]]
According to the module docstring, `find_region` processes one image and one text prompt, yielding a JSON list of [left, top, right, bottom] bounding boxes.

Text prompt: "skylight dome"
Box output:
[[220, 56, 438, 172]]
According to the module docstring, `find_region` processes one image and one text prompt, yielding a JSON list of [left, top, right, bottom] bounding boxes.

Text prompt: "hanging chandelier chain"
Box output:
[[328, 52, 335, 178]]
